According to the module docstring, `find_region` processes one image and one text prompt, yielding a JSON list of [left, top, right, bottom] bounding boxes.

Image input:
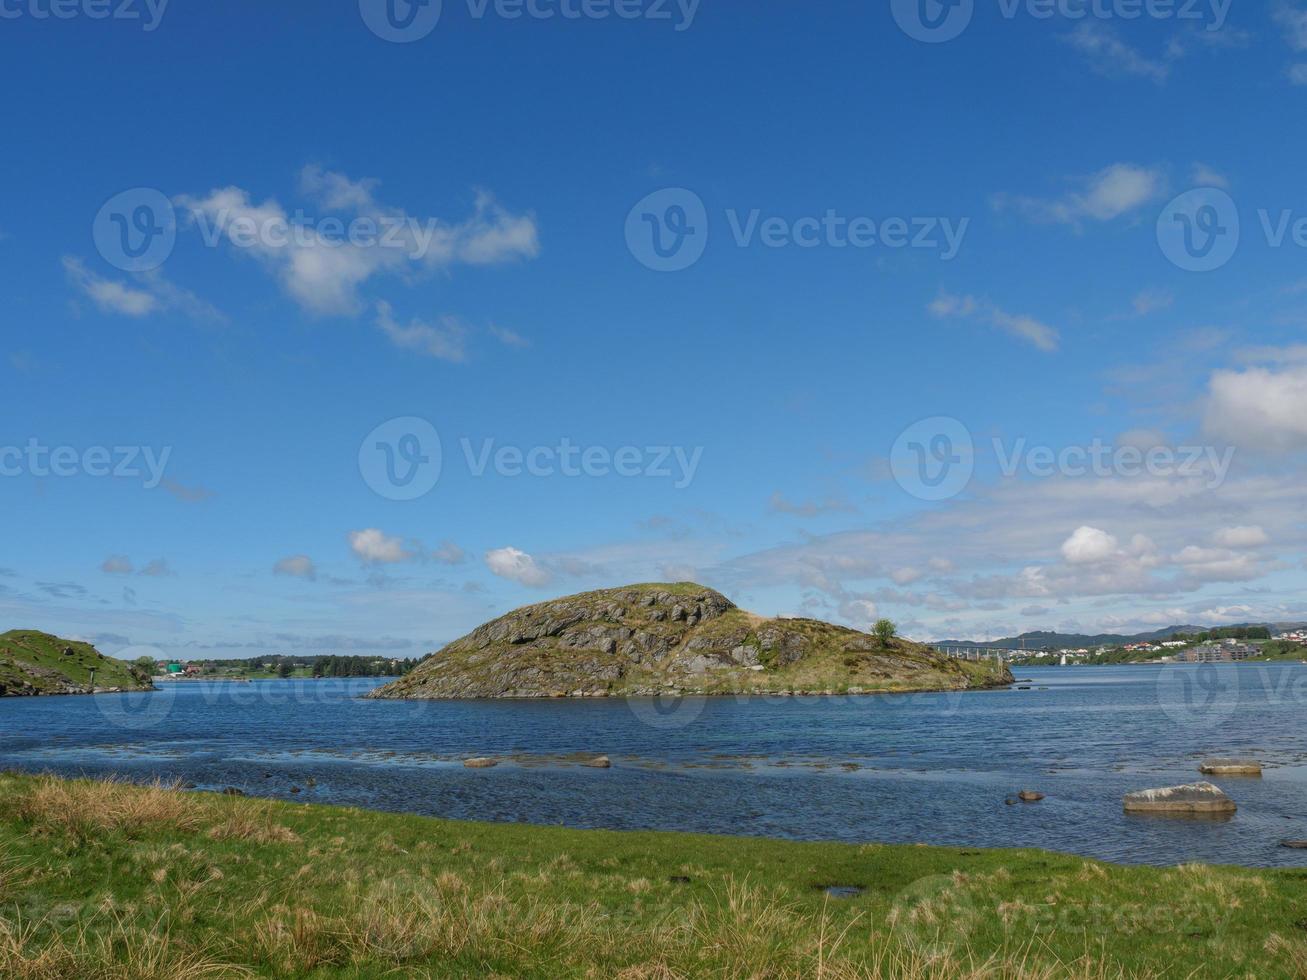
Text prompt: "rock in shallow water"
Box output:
[[1198, 759, 1262, 776], [463, 757, 498, 769], [1123, 781, 1236, 814]]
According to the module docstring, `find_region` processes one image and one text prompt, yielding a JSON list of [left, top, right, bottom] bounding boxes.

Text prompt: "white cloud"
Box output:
[[274, 555, 317, 580], [1190, 163, 1229, 189], [101, 556, 133, 575], [1131, 289, 1174, 316], [1203, 358, 1307, 451], [176, 170, 538, 317], [485, 546, 553, 588], [488, 324, 530, 349], [928, 292, 1059, 352], [348, 529, 415, 565], [1212, 525, 1269, 548], [993, 163, 1165, 227], [140, 558, 173, 577], [1060, 526, 1120, 564], [432, 540, 466, 565], [768, 491, 857, 517], [63, 256, 222, 321], [1060, 23, 1169, 82], [1290, 63, 1307, 85], [1275, 2, 1307, 51], [374, 302, 468, 362]]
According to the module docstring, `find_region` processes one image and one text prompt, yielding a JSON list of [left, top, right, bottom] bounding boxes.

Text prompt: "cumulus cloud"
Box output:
[[348, 529, 415, 565], [1060, 526, 1120, 564], [274, 555, 317, 580], [993, 163, 1165, 227], [101, 555, 133, 575], [928, 292, 1059, 352], [175, 169, 538, 317], [140, 558, 173, 577], [1204, 356, 1307, 451], [485, 546, 553, 588]]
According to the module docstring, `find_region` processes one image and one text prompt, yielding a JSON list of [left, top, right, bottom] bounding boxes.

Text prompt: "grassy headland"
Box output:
[[0, 631, 152, 697], [1, 773, 1305, 977]]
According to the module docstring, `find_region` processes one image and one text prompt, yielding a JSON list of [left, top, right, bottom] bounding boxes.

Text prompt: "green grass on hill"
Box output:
[[0, 631, 151, 696], [1, 773, 1305, 977]]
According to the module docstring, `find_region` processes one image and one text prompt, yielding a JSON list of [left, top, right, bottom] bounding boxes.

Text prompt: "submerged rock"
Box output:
[[1199, 759, 1263, 776], [1123, 782, 1236, 814]]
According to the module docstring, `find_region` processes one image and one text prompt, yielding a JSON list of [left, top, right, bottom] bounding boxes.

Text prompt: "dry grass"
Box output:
[[8, 777, 205, 839], [0, 915, 247, 979]]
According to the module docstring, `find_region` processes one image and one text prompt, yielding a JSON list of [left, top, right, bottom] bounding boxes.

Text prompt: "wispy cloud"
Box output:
[[992, 163, 1166, 228], [928, 292, 1060, 352]]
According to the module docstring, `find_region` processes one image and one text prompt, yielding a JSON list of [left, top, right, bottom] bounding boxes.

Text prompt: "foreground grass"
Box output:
[[1, 775, 1306, 977]]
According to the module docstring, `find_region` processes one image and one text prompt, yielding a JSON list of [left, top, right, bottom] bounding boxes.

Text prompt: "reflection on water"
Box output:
[[3, 664, 1307, 867]]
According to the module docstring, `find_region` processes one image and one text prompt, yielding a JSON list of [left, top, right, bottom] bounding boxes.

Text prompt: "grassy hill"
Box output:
[[0, 630, 153, 696], [369, 583, 1011, 700]]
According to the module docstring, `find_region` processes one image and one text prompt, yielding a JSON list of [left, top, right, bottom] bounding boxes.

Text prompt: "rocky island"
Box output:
[[368, 583, 1012, 700], [0, 631, 154, 697]]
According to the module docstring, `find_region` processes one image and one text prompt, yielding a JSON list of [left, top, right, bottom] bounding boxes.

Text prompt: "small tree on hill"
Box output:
[[873, 619, 897, 647]]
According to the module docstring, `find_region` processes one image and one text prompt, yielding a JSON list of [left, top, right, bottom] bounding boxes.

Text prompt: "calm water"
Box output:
[[3, 664, 1307, 867]]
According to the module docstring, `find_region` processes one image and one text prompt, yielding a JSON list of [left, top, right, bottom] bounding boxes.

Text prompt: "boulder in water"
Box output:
[[1123, 782, 1235, 814], [1198, 759, 1262, 776]]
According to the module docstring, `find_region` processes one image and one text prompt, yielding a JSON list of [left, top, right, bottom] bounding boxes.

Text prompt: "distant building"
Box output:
[[1177, 639, 1256, 663]]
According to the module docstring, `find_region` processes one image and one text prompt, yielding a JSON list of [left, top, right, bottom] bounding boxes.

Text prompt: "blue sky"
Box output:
[[4, 0, 1307, 658]]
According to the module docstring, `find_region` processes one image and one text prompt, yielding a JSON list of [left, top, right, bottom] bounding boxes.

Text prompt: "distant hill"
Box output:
[[369, 583, 1012, 700], [0, 631, 154, 697], [934, 623, 1307, 651]]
